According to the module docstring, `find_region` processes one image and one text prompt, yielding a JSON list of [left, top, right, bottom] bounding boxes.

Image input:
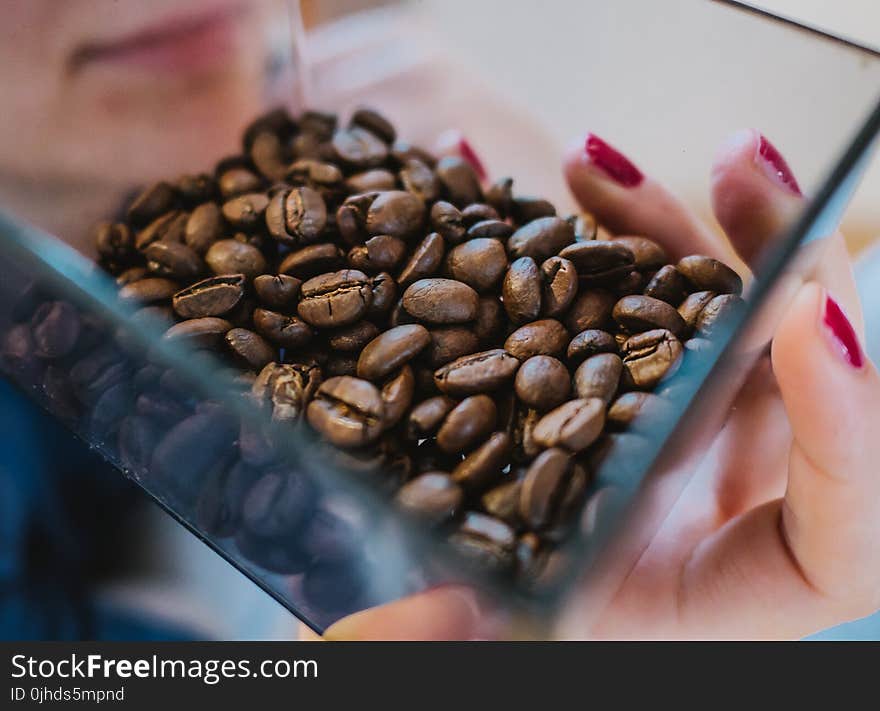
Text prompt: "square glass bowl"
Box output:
[[1, 0, 879, 635]]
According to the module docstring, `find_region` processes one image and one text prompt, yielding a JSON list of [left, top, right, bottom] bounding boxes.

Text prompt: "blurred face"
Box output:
[[0, 0, 292, 239]]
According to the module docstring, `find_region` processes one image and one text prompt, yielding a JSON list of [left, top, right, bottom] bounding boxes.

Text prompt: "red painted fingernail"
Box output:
[[458, 137, 487, 181], [757, 134, 802, 196], [823, 292, 863, 368], [584, 133, 643, 187]]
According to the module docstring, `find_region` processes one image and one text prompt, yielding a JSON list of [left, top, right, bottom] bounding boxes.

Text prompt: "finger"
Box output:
[[322, 586, 484, 641], [563, 133, 734, 262]]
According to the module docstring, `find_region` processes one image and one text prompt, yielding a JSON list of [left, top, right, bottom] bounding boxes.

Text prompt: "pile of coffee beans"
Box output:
[[89, 107, 744, 583]]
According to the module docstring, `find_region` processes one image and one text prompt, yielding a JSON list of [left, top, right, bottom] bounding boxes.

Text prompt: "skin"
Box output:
[[315, 129, 880, 640]]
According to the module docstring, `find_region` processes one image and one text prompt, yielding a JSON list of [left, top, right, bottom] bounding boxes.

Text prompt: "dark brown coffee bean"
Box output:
[[612, 270, 648, 297], [401, 278, 478, 324], [30, 302, 80, 360], [559, 241, 635, 285], [445, 238, 507, 293], [643, 264, 688, 305], [512, 196, 556, 224], [286, 159, 344, 192], [225, 328, 275, 370], [502, 257, 542, 324], [539, 256, 578, 317], [607, 391, 667, 428], [407, 395, 456, 440], [252, 308, 313, 348], [514, 356, 571, 411], [364, 190, 425, 240], [436, 394, 497, 454], [473, 296, 505, 344], [397, 232, 445, 286], [357, 324, 431, 381], [127, 181, 175, 226], [221, 192, 269, 230], [118, 277, 179, 305], [678, 290, 717, 330], [395, 472, 463, 525], [567, 329, 617, 364], [172, 274, 245, 318], [621, 328, 683, 389], [519, 447, 573, 530], [248, 130, 288, 182], [175, 173, 216, 205], [510, 406, 543, 462], [297, 269, 372, 328], [95, 221, 135, 263], [183, 203, 224, 255], [677, 255, 743, 295], [390, 139, 436, 167], [306, 375, 385, 448], [564, 289, 616, 333], [436, 156, 482, 207], [508, 217, 575, 261], [115, 267, 148, 287], [218, 167, 262, 198], [485, 176, 514, 217], [327, 321, 380, 353], [265, 186, 327, 245], [504, 319, 569, 360], [346, 169, 396, 193], [430, 201, 466, 244], [378, 365, 414, 428], [434, 348, 520, 397], [460, 203, 499, 226], [331, 126, 388, 168], [348, 235, 407, 273], [252, 361, 322, 422], [613, 295, 687, 338], [466, 219, 512, 241], [366, 273, 397, 319], [205, 239, 267, 280], [696, 294, 744, 335], [350, 107, 396, 144], [423, 327, 481, 368], [242, 469, 315, 538], [570, 212, 598, 241], [452, 431, 511, 492], [533, 398, 605, 452], [612, 236, 668, 271], [400, 159, 440, 202], [573, 353, 622, 404], [253, 274, 302, 310], [278, 243, 345, 279], [481, 479, 522, 528], [450, 512, 516, 570]]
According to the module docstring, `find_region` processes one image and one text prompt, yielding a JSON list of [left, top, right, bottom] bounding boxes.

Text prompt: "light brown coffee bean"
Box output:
[[573, 353, 622, 404], [502, 257, 542, 324]]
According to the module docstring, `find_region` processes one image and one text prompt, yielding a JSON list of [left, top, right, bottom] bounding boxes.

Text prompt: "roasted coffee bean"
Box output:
[[253, 274, 302, 310], [430, 201, 466, 244], [564, 289, 615, 333], [221, 192, 269, 230], [175, 173, 216, 205], [434, 349, 520, 397], [306, 375, 385, 448], [400, 159, 440, 202], [196, 460, 260, 537], [335, 192, 376, 244], [252, 361, 322, 422], [484, 176, 514, 217], [115, 267, 148, 287], [241, 469, 315, 538], [278, 243, 345, 279], [504, 319, 569, 360], [205, 239, 267, 280], [570, 212, 598, 242], [613, 270, 648, 297], [127, 181, 176, 226], [366, 190, 425, 239], [348, 235, 407, 273], [249, 130, 288, 182], [357, 324, 431, 381], [401, 278, 478, 324], [218, 166, 263, 198], [514, 356, 571, 411], [460, 203, 499, 226], [134, 390, 189, 423], [559, 240, 636, 286], [566, 329, 617, 364], [407, 395, 456, 440], [118, 415, 161, 475], [607, 391, 667, 428], [677, 255, 743, 295], [172, 274, 245, 318], [519, 447, 573, 530], [696, 293, 744, 335], [266, 186, 327, 245], [612, 236, 668, 271], [512, 196, 556, 224], [508, 217, 574, 261], [533, 398, 605, 452], [133, 210, 187, 252], [473, 296, 505, 344], [30, 301, 80, 359], [452, 431, 510, 492], [327, 354, 358, 377], [297, 269, 372, 328], [380, 365, 415, 428], [643, 264, 688, 305], [184, 202, 224, 254], [397, 232, 445, 286], [445, 237, 507, 293], [621, 328, 683, 389], [95, 221, 135, 263], [573, 353, 622, 404], [235, 529, 310, 575], [613, 295, 687, 338], [481, 479, 522, 528], [253, 308, 313, 348], [327, 321, 380, 352], [144, 240, 203, 281], [395, 472, 463, 525], [678, 290, 717, 330], [41, 366, 80, 421], [450, 512, 515, 571], [331, 126, 388, 168], [436, 394, 497, 454], [346, 168, 396, 193], [225, 328, 276, 370], [540, 256, 578, 317], [350, 107, 396, 144], [435, 156, 482, 207], [511, 406, 543, 462], [366, 272, 397, 318], [299, 109, 337, 139], [502, 257, 542, 324], [390, 139, 436, 167], [286, 159, 344, 191], [467, 219, 512, 241], [423, 327, 481, 368]]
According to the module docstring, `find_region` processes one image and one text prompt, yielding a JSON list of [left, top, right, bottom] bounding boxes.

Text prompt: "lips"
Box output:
[[69, 4, 245, 75]]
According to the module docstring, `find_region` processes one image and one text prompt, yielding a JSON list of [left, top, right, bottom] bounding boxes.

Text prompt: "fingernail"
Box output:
[[458, 137, 487, 181], [756, 134, 802, 196], [584, 133, 643, 187], [823, 291, 864, 369]]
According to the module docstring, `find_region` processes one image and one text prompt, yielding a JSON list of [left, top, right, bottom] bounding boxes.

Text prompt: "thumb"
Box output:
[[772, 282, 880, 617]]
